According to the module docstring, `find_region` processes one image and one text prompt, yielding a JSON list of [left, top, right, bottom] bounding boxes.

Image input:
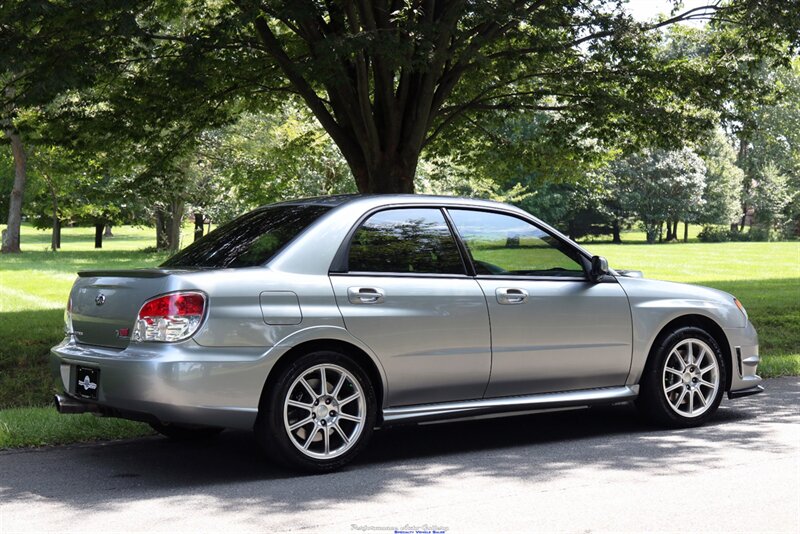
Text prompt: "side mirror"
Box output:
[[590, 255, 609, 282]]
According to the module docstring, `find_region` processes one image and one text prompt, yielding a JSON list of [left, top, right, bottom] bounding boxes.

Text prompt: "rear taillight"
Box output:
[[133, 292, 206, 342]]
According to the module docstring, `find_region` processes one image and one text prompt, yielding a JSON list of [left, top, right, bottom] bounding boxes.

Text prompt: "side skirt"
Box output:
[[381, 385, 639, 426]]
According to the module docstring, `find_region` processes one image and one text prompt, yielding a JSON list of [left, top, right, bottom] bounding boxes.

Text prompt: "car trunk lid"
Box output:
[[69, 269, 178, 349]]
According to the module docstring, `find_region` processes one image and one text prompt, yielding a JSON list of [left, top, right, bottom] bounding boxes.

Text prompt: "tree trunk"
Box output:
[[155, 209, 169, 250], [167, 200, 184, 252], [52, 219, 61, 250], [104, 225, 114, 237], [194, 213, 204, 242], [42, 172, 60, 251], [612, 219, 622, 244], [658, 222, 664, 243], [156, 201, 184, 252], [350, 155, 417, 193], [672, 220, 679, 240], [684, 221, 689, 242], [94, 223, 104, 248], [1, 129, 27, 254]]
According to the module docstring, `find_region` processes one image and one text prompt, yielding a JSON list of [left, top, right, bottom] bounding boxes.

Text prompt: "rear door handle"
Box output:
[[496, 287, 528, 304], [348, 287, 385, 304]]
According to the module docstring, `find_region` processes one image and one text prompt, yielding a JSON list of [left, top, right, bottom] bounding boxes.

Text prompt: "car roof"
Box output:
[[275, 193, 510, 210]]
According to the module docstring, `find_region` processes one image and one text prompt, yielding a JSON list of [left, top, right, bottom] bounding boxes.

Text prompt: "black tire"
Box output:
[[255, 350, 377, 473], [637, 326, 727, 428], [149, 422, 224, 440]]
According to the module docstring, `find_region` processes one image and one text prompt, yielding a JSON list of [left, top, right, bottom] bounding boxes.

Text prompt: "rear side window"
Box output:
[[348, 208, 465, 274], [161, 205, 330, 268]]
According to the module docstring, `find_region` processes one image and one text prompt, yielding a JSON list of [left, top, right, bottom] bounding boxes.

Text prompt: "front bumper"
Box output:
[[724, 320, 763, 398], [50, 337, 274, 430]]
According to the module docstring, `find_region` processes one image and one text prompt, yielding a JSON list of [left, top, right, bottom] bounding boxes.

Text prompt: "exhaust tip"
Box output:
[[54, 394, 99, 414]]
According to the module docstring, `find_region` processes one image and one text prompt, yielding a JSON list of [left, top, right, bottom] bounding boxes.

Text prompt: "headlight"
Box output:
[[734, 297, 748, 322]]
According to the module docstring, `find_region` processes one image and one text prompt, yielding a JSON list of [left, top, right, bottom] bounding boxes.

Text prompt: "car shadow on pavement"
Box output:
[[0, 377, 797, 515]]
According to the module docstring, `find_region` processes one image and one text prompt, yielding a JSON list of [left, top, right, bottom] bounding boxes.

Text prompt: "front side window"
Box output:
[[448, 209, 585, 277], [162, 205, 330, 268], [348, 208, 465, 274]]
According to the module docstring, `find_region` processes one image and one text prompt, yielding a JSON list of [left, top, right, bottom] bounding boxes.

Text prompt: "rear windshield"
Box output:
[[161, 205, 330, 268]]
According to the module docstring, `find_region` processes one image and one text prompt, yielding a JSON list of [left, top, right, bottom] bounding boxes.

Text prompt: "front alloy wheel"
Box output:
[[638, 326, 726, 428], [662, 338, 720, 418]]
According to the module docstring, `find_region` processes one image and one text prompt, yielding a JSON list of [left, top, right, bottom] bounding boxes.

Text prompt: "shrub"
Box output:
[[698, 226, 732, 242]]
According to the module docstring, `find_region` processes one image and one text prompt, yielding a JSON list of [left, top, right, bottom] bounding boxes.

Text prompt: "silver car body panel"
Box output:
[[477, 277, 633, 397], [330, 274, 491, 406], [50, 194, 762, 430]]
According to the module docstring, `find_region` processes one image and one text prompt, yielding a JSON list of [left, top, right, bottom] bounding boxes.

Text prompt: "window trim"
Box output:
[[331, 205, 469, 276]]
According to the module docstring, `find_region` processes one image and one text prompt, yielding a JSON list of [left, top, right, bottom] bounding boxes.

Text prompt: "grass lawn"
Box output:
[[0, 222, 798, 448]]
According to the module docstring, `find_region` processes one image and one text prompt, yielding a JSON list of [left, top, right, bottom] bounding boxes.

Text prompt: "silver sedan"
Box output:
[[51, 195, 763, 471]]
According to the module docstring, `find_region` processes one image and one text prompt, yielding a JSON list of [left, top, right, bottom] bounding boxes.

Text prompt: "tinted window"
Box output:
[[348, 208, 465, 274], [161, 205, 330, 268], [448, 209, 585, 277]]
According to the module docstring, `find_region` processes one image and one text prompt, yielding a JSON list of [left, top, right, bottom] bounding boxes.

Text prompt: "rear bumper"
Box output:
[[50, 337, 274, 430]]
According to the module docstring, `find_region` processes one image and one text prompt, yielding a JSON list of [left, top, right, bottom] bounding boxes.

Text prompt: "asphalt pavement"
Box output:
[[1, 377, 798, 534]]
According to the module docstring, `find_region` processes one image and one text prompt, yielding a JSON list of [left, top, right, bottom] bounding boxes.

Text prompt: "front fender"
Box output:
[[618, 277, 744, 386]]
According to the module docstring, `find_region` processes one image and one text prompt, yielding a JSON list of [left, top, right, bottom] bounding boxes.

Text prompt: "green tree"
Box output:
[[749, 162, 793, 234], [1, 1, 150, 252], [696, 129, 744, 227], [613, 148, 707, 243], [18, 0, 797, 197]]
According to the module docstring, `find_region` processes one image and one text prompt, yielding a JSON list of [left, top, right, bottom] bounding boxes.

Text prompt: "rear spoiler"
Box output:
[[77, 269, 173, 278]]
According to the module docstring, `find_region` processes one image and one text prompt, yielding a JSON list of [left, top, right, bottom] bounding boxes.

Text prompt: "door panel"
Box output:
[[331, 275, 491, 406], [446, 208, 632, 397], [478, 278, 632, 397]]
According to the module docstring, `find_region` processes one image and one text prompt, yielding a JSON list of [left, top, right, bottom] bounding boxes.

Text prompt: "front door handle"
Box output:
[[348, 287, 385, 304], [496, 287, 528, 304]]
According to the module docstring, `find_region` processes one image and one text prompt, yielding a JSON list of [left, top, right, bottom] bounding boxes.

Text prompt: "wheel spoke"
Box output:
[[340, 393, 360, 406], [695, 348, 706, 367], [665, 382, 683, 393], [665, 367, 683, 377], [700, 364, 715, 374], [334, 423, 350, 444], [338, 412, 362, 423], [689, 389, 695, 413], [332, 373, 346, 399], [287, 399, 313, 410], [302, 426, 318, 450], [687, 343, 694, 365], [299, 378, 316, 399], [694, 387, 707, 407], [319, 367, 328, 395], [670, 350, 686, 371], [673, 388, 688, 409], [289, 416, 313, 431], [323, 426, 330, 454], [699, 378, 716, 388]]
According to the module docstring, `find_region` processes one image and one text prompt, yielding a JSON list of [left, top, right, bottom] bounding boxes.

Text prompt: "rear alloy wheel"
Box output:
[[257, 351, 376, 472], [638, 326, 726, 428]]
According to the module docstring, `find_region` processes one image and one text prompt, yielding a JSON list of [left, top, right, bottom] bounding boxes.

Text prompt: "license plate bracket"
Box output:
[[75, 366, 100, 400]]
